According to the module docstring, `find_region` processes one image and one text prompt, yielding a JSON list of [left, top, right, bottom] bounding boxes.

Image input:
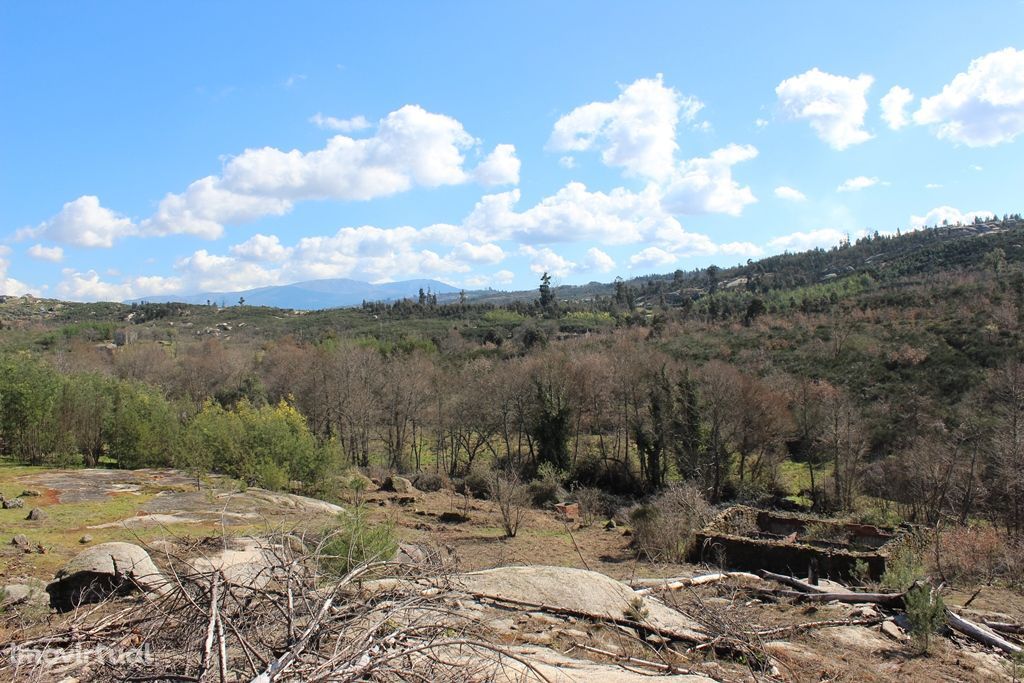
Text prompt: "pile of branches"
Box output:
[[0, 534, 547, 682]]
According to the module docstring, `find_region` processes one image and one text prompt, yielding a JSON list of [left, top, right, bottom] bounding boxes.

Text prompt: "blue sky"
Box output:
[[3, 1, 1023, 301]]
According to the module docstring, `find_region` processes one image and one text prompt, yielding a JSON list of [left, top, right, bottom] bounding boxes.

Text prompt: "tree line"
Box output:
[[2, 327, 1023, 535]]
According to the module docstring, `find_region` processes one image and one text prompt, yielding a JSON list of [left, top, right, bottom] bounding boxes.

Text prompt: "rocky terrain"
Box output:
[[3, 466, 1024, 681]]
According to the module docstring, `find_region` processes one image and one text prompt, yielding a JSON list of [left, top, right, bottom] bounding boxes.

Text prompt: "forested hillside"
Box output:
[[2, 214, 1023, 536]]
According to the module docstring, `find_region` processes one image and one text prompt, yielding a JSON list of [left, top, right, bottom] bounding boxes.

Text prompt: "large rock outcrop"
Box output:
[[46, 542, 166, 611]]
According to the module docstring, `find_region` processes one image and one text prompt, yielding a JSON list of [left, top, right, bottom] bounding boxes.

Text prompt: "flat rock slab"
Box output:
[[18, 469, 199, 504], [452, 644, 718, 682], [187, 537, 276, 589], [452, 566, 707, 642], [12, 469, 342, 529]]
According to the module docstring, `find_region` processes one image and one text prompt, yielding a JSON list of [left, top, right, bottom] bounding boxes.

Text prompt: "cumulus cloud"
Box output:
[[661, 144, 758, 216], [909, 205, 996, 228], [220, 105, 478, 199], [464, 183, 665, 245], [774, 186, 807, 202], [519, 246, 577, 278], [0, 246, 41, 296], [25, 196, 136, 248], [548, 74, 702, 181], [718, 242, 764, 258], [767, 228, 849, 251], [472, 144, 521, 186], [583, 247, 616, 273], [28, 244, 64, 262], [141, 177, 292, 240], [492, 270, 515, 285], [229, 234, 293, 262], [837, 176, 882, 192], [36, 105, 517, 247], [880, 86, 914, 130], [776, 68, 874, 149], [913, 48, 1024, 146], [309, 113, 371, 132], [450, 241, 506, 264], [629, 246, 678, 270], [56, 269, 181, 302]]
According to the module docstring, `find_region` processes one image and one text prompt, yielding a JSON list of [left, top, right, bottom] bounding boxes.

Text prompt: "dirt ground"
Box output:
[[4, 466, 1024, 681]]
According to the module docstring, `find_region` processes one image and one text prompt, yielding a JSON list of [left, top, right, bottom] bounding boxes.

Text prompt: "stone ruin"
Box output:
[[693, 505, 908, 581]]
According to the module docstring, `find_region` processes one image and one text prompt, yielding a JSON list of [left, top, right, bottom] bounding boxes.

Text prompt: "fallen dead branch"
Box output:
[[748, 616, 885, 639], [758, 569, 837, 594], [0, 534, 560, 683], [631, 571, 763, 595], [947, 609, 1023, 655], [982, 620, 1024, 635], [753, 587, 906, 607], [571, 642, 693, 674]]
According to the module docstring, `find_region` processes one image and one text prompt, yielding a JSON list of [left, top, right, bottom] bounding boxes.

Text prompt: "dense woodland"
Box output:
[[2, 215, 1024, 542]]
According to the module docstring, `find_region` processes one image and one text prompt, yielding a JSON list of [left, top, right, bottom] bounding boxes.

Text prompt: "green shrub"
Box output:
[[320, 507, 397, 577], [881, 544, 925, 591], [904, 583, 945, 652]]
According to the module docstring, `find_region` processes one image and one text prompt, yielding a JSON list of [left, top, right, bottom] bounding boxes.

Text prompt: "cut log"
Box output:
[[947, 609, 1023, 655]]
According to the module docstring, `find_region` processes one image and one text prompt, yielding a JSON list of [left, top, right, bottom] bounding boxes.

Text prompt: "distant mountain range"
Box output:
[[128, 278, 462, 310]]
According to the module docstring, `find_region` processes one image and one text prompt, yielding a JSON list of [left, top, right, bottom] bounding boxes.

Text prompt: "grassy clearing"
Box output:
[[777, 458, 832, 496], [0, 465, 264, 578]]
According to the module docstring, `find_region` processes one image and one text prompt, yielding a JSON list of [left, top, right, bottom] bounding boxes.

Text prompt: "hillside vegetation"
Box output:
[[2, 214, 1024, 546]]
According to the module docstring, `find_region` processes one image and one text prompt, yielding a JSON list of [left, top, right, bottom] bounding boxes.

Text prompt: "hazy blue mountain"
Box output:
[[128, 278, 461, 310]]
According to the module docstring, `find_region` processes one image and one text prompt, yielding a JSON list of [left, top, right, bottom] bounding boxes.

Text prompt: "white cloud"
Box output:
[[37, 104, 516, 247], [913, 48, 1024, 147], [880, 86, 914, 130], [909, 205, 996, 228], [229, 234, 293, 262], [141, 176, 292, 240], [493, 270, 515, 285], [767, 228, 849, 251], [970, 164, 984, 172], [464, 183, 662, 245], [558, 156, 576, 169], [718, 242, 764, 258], [755, 118, 769, 128], [283, 74, 307, 88], [837, 176, 883, 192], [925, 183, 943, 189], [220, 105, 479, 199], [661, 144, 758, 216], [0, 246, 41, 296], [309, 113, 371, 132], [56, 269, 181, 302], [27, 244, 64, 262], [774, 185, 807, 202], [27, 195, 136, 248], [472, 144, 521, 186], [629, 246, 677, 270], [520, 246, 577, 278], [582, 247, 615, 273], [776, 68, 874, 149], [548, 75, 702, 181], [450, 242, 506, 264]]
